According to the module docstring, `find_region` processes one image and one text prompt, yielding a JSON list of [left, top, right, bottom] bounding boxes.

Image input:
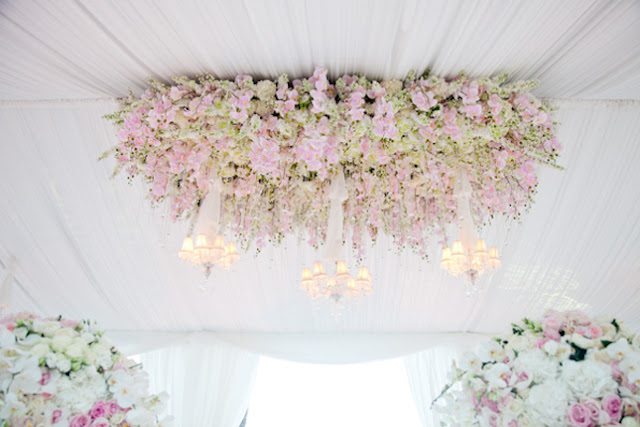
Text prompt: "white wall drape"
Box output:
[[404, 344, 468, 427], [139, 334, 259, 427]]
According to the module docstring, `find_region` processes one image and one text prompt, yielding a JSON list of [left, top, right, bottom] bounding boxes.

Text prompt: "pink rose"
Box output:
[[107, 401, 120, 416], [90, 401, 107, 419], [602, 393, 622, 421], [581, 398, 601, 421], [69, 413, 91, 427], [567, 403, 591, 427]]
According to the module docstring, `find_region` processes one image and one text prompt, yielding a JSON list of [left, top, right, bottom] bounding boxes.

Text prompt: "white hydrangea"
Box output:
[[525, 379, 571, 426], [561, 359, 617, 399]]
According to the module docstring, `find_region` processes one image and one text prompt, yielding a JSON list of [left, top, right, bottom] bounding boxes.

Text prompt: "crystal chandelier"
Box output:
[[299, 167, 373, 304], [300, 260, 372, 303], [441, 170, 501, 295], [440, 239, 500, 294], [177, 179, 240, 279], [178, 234, 239, 278]]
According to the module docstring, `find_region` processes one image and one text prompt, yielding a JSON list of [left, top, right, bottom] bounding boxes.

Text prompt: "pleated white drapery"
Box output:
[[404, 345, 466, 427], [139, 334, 259, 427]]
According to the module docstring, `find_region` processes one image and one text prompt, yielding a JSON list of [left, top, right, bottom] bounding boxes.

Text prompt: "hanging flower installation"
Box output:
[[433, 310, 640, 426], [107, 68, 560, 256], [0, 312, 173, 426]]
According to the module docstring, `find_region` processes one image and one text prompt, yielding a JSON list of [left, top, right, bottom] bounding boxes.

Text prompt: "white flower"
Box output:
[[561, 359, 616, 399], [0, 325, 16, 348], [52, 328, 76, 352], [9, 357, 41, 395], [14, 326, 28, 340], [31, 341, 52, 358], [0, 392, 27, 419], [570, 333, 596, 349], [619, 353, 640, 386], [513, 349, 557, 384], [65, 339, 87, 360], [525, 380, 571, 426], [56, 356, 71, 373], [477, 341, 505, 363], [622, 417, 640, 427], [542, 339, 558, 356], [256, 80, 276, 101], [458, 351, 482, 373], [608, 338, 633, 360], [484, 363, 511, 388]]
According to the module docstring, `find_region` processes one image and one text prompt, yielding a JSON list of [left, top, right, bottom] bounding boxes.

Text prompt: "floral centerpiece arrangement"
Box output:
[[0, 312, 173, 427], [107, 67, 560, 256], [433, 310, 640, 426]]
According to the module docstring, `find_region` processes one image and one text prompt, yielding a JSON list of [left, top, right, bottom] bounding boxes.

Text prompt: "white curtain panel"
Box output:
[[139, 333, 259, 427], [404, 345, 466, 427]]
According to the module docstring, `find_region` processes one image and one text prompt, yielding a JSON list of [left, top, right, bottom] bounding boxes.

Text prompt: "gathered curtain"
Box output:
[[138, 333, 259, 427], [403, 344, 467, 427]]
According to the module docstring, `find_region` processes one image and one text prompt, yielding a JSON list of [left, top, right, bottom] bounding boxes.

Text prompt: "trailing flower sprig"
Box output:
[[108, 68, 560, 256]]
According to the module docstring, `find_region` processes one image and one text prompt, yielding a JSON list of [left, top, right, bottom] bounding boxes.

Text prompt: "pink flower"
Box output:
[[90, 401, 108, 419], [488, 94, 503, 116], [581, 399, 601, 421], [41, 372, 51, 385], [89, 418, 109, 427], [52, 409, 63, 423], [463, 104, 482, 119], [602, 393, 622, 421], [411, 89, 437, 111], [69, 413, 91, 427], [567, 403, 591, 426]]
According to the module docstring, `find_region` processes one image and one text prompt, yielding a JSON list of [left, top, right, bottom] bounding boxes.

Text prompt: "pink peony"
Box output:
[[567, 403, 591, 427], [602, 393, 622, 421], [69, 413, 91, 427]]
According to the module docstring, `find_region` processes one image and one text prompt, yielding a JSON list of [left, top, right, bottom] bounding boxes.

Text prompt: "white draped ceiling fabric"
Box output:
[[1, 1, 640, 426]]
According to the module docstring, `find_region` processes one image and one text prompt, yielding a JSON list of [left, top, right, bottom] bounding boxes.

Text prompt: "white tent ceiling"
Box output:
[[1, 1, 639, 348]]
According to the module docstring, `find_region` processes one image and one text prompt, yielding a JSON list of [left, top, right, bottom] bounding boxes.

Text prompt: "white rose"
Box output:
[[64, 340, 86, 360], [56, 357, 71, 373], [52, 334, 72, 352], [31, 342, 51, 358]]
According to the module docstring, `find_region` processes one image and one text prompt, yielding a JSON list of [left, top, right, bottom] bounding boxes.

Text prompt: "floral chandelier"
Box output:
[[108, 67, 560, 282]]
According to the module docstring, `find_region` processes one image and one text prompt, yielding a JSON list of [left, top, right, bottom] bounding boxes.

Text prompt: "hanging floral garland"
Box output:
[[107, 68, 560, 256], [0, 312, 173, 426]]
